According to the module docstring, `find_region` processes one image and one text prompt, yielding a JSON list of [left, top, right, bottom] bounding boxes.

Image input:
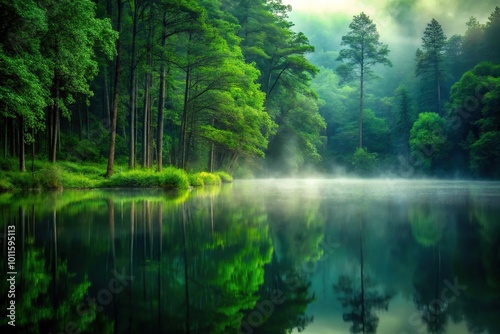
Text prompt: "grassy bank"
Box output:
[[0, 159, 232, 192]]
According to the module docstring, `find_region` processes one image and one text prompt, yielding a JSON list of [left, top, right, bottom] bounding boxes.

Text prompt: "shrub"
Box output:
[[108, 170, 160, 187], [161, 167, 190, 189], [188, 173, 204, 187], [38, 165, 63, 189], [350, 148, 378, 176], [0, 176, 13, 192], [8, 172, 38, 189], [198, 172, 221, 185], [107, 167, 189, 189], [214, 171, 233, 183], [62, 173, 97, 189]]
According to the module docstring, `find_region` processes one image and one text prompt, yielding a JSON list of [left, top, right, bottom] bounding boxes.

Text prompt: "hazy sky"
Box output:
[[285, 0, 498, 47]]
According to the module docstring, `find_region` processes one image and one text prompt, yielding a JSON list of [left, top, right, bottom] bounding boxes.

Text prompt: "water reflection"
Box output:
[[0, 180, 499, 334]]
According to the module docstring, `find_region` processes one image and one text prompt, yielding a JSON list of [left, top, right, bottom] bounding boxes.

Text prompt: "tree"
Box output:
[[337, 12, 392, 148], [106, 0, 123, 177], [447, 62, 500, 177], [40, 0, 116, 164], [483, 7, 500, 63], [409, 112, 450, 171], [394, 86, 414, 160], [415, 19, 447, 115], [0, 0, 50, 171]]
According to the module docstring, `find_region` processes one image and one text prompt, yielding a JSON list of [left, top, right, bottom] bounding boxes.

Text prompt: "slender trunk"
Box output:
[[19, 117, 25, 172], [436, 75, 441, 116], [31, 127, 35, 179], [179, 65, 191, 170], [104, 66, 111, 129], [106, 0, 122, 177], [50, 79, 60, 163], [78, 100, 82, 141], [157, 16, 167, 172], [86, 105, 90, 140], [148, 93, 154, 168], [128, 1, 138, 169], [3, 118, 7, 159], [142, 20, 153, 168], [142, 72, 150, 168], [359, 67, 364, 148]]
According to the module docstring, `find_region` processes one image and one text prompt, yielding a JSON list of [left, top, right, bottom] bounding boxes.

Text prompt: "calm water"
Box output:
[[1, 179, 499, 334]]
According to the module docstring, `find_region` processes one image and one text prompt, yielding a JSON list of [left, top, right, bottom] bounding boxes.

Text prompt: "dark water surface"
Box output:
[[1, 179, 499, 334]]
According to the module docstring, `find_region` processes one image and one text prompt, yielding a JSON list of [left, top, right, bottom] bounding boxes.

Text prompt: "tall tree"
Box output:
[[106, 0, 123, 177], [41, 0, 116, 163], [483, 7, 500, 63], [337, 12, 391, 148], [415, 19, 447, 115], [0, 0, 50, 171], [395, 86, 414, 161]]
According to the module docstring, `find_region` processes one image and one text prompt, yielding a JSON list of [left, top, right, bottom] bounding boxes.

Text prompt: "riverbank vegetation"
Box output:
[[1, 1, 499, 179], [0, 158, 231, 191]]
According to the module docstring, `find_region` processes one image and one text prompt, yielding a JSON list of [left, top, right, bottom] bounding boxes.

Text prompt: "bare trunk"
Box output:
[[142, 72, 150, 168], [179, 65, 191, 170], [128, 0, 138, 169], [106, 0, 122, 177], [157, 13, 168, 172], [359, 67, 364, 148], [19, 116, 25, 172]]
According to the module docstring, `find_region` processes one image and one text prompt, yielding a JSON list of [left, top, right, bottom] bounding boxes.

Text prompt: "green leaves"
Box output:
[[409, 112, 450, 170], [415, 19, 446, 78], [337, 12, 392, 74]]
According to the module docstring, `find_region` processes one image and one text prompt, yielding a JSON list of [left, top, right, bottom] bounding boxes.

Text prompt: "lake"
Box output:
[[1, 179, 499, 334]]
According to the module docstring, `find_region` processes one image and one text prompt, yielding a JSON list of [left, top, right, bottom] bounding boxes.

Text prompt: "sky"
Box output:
[[284, 0, 499, 48]]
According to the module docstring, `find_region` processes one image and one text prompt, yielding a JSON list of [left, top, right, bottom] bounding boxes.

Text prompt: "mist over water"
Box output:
[[2, 179, 500, 333]]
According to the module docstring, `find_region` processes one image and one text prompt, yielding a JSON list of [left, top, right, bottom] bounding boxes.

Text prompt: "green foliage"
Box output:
[[198, 171, 222, 185], [337, 12, 392, 76], [38, 165, 63, 189], [470, 131, 500, 177], [214, 171, 233, 183], [350, 147, 378, 176], [0, 174, 13, 192], [447, 61, 500, 176], [188, 173, 205, 187], [107, 168, 190, 189], [409, 112, 451, 170], [161, 167, 190, 189]]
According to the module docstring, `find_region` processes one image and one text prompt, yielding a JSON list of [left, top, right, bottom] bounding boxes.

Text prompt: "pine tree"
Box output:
[[337, 12, 392, 148], [415, 19, 447, 115]]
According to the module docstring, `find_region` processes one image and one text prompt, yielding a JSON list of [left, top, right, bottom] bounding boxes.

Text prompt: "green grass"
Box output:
[[0, 159, 228, 191], [106, 168, 190, 190], [214, 171, 233, 183], [188, 173, 204, 187]]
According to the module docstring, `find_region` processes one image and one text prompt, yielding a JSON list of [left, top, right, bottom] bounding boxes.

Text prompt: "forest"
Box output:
[[1, 0, 500, 182]]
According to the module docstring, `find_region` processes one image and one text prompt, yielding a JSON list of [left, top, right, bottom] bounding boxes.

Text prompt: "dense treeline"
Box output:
[[1, 1, 499, 178], [311, 7, 500, 178]]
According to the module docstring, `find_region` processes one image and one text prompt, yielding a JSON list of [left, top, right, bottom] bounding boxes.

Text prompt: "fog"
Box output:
[[286, 0, 497, 45]]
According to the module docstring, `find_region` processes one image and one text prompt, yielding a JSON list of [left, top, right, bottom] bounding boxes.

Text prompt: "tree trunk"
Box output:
[[142, 72, 150, 168], [19, 116, 25, 172], [157, 14, 168, 172], [359, 66, 364, 149], [179, 65, 191, 170], [128, 0, 138, 169], [142, 19, 153, 168], [49, 79, 60, 163], [106, 0, 122, 177], [436, 74, 441, 116], [104, 66, 111, 129]]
